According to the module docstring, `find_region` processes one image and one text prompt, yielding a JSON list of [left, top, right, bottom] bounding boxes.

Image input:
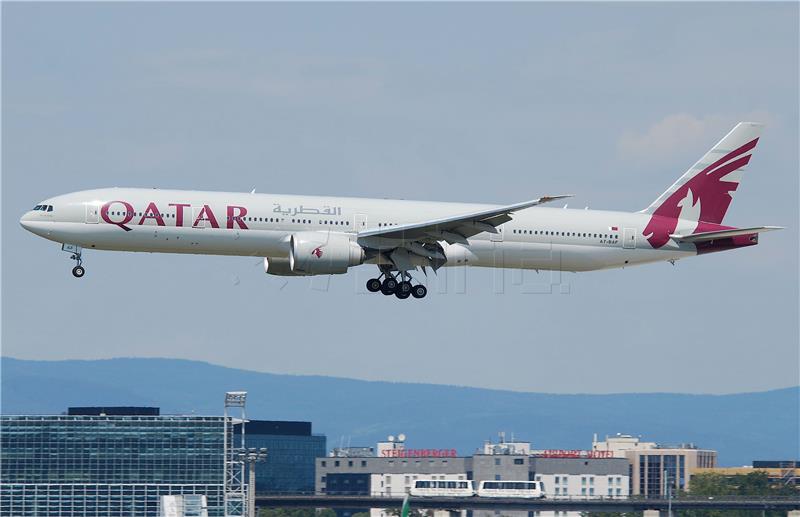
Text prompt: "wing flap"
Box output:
[[357, 195, 571, 241], [671, 226, 783, 243]]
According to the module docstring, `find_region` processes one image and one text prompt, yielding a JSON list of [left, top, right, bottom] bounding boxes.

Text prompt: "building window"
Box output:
[[514, 458, 524, 465], [361, 460, 367, 467], [646, 454, 663, 498], [495, 458, 501, 466], [321, 461, 326, 467], [495, 475, 501, 481]]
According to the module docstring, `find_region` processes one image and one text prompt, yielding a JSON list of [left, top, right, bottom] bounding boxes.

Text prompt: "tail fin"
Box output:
[[640, 122, 764, 224]]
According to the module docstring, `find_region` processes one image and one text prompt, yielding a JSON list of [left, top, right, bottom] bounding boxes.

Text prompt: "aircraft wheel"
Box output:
[[411, 285, 427, 299], [366, 278, 382, 292], [72, 266, 85, 278], [395, 290, 411, 300], [397, 281, 412, 295], [382, 277, 398, 293]]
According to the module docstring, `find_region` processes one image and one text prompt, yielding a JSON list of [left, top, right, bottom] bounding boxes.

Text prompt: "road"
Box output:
[[255, 494, 800, 513]]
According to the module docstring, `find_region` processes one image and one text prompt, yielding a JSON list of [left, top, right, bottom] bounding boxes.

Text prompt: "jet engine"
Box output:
[[287, 231, 365, 275], [263, 256, 302, 276]]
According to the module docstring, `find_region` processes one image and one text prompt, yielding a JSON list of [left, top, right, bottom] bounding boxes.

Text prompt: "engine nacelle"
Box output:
[[289, 231, 365, 275], [441, 242, 478, 266], [263, 256, 304, 276]]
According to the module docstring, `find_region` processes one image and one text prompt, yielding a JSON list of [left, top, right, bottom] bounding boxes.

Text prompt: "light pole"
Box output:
[[225, 392, 248, 517], [237, 448, 268, 517]]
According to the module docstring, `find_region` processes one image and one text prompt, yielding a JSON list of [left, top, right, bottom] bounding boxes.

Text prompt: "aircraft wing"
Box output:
[[357, 195, 572, 244], [671, 226, 783, 243]]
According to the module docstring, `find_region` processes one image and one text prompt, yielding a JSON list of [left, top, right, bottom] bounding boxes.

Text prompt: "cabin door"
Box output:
[[623, 228, 637, 249], [354, 213, 368, 232], [490, 227, 503, 242], [85, 204, 99, 224]]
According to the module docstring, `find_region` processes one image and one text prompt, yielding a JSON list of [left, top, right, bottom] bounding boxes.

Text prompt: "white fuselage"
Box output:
[[20, 187, 698, 272]]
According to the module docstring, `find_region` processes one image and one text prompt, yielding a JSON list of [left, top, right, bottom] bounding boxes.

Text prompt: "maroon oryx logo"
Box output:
[[311, 246, 323, 258], [642, 137, 759, 249]]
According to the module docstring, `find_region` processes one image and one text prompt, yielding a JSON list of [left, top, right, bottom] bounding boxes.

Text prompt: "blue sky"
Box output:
[[2, 2, 797, 394]]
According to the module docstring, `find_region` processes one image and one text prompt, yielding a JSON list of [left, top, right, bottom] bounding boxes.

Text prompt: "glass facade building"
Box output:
[[638, 451, 699, 497], [1, 413, 226, 516], [236, 421, 326, 494]]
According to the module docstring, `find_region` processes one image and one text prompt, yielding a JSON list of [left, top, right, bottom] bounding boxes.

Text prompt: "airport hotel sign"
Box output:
[[534, 450, 616, 459]]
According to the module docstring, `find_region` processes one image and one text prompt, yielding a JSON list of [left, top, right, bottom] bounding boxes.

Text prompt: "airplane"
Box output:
[[20, 122, 782, 299]]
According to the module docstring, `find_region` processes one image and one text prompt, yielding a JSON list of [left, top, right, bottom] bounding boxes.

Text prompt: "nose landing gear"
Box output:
[[62, 243, 85, 278]]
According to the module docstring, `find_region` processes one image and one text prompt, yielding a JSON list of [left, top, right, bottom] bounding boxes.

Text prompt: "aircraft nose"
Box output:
[[19, 211, 51, 238], [19, 212, 33, 231]]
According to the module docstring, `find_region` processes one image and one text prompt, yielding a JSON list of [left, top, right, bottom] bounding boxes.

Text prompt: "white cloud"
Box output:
[[617, 112, 776, 162]]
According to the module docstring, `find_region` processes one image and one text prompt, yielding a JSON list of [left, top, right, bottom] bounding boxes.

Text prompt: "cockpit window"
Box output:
[[32, 204, 53, 211], [47, 205, 53, 212], [33, 205, 42, 211]]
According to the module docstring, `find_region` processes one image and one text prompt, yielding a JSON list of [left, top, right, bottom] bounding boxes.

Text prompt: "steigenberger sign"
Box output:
[[381, 448, 458, 458]]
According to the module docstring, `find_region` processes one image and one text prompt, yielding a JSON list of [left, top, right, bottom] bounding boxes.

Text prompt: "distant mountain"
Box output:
[[2, 357, 798, 466]]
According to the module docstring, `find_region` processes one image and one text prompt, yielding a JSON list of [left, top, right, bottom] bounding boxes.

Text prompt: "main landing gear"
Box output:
[[62, 244, 85, 278], [366, 269, 427, 299]]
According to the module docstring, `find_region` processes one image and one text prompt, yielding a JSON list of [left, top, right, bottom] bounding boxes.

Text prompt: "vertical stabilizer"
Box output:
[[641, 122, 763, 248]]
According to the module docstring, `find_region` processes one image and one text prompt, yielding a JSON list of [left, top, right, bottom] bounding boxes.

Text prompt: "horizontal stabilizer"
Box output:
[[670, 226, 783, 243]]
